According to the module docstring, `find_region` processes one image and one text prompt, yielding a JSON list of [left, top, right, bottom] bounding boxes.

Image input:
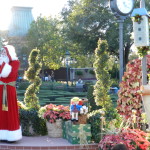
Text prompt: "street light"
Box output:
[[65, 50, 70, 88], [115, 59, 118, 79], [22, 54, 27, 69], [109, 0, 134, 82]]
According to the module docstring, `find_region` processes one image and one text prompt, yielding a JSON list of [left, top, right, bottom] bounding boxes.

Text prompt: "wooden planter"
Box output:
[[46, 119, 63, 138]]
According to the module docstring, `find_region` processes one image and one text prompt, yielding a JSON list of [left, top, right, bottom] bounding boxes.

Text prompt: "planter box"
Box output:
[[46, 119, 63, 138]]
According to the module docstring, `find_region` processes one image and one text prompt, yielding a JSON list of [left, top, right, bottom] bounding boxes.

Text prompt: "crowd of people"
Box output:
[[40, 70, 55, 82]]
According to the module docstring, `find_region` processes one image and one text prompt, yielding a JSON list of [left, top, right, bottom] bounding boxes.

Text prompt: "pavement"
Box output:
[[0, 136, 72, 146]]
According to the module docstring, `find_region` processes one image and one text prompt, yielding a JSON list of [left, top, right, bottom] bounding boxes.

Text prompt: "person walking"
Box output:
[[44, 71, 49, 81], [0, 45, 22, 142]]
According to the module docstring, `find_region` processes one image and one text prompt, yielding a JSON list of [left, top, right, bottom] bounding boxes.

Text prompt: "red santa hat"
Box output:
[[3, 45, 18, 61]]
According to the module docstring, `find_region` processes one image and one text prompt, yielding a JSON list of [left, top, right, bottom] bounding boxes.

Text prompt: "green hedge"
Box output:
[[87, 108, 119, 143], [19, 109, 47, 136], [17, 81, 30, 90]]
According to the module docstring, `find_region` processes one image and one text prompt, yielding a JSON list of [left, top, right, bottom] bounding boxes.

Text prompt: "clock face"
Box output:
[[116, 0, 134, 14]]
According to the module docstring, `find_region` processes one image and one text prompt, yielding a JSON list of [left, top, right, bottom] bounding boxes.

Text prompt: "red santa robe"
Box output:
[[0, 59, 22, 141]]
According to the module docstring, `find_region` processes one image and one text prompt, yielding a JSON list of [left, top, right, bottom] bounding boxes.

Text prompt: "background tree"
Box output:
[[93, 39, 112, 109], [61, 0, 150, 68], [61, 0, 112, 54], [26, 16, 65, 72], [24, 49, 42, 109]]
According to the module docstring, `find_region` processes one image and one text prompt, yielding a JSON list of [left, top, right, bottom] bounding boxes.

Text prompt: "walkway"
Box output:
[[0, 136, 99, 150]]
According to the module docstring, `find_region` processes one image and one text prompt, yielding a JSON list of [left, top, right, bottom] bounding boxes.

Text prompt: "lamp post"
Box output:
[[23, 54, 27, 70], [115, 59, 118, 79], [109, 0, 134, 82], [65, 51, 70, 88]]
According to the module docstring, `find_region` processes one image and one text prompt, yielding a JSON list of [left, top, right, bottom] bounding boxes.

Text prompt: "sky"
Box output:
[[0, 0, 68, 30]]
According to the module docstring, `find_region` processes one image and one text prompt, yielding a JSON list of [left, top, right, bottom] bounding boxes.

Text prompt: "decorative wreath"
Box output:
[[132, 14, 143, 24]]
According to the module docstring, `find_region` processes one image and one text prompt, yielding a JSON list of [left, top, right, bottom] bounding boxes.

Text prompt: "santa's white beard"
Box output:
[[1, 56, 9, 63]]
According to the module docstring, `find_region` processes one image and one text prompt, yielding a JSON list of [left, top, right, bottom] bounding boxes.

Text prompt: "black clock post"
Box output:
[[109, 0, 134, 82]]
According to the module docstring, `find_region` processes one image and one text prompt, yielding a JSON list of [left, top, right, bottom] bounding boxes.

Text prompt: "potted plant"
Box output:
[[18, 101, 47, 136], [38, 104, 71, 137], [99, 128, 150, 150]]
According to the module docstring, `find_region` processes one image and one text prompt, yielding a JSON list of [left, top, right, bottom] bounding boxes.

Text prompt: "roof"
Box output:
[[131, 8, 150, 17]]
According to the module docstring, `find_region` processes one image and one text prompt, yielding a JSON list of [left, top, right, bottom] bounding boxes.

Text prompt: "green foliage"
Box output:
[[87, 85, 101, 112], [17, 81, 30, 90], [24, 49, 42, 109], [111, 79, 119, 87], [75, 70, 83, 76], [17, 83, 87, 106], [71, 54, 95, 68], [132, 14, 143, 23], [87, 110, 101, 143], [89, 70, 95, 75], [19, 108, 47, 136], [61, 0, 112, 54], [87, 108, 119, 143], [61, 0, 134, 65], [40, 81, 66, 90], [27, 16, 64, 70], [137, 46, 150, 57], [93, 39, 112, 109]]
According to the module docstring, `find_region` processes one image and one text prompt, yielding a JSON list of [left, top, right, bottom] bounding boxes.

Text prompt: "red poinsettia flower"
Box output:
[[38, 103, 71, 123], [117, 56, 150, 124]]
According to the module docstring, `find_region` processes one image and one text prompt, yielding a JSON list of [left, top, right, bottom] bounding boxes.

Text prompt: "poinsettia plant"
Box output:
[[117, 55, 150, 124], [99, 128, 150, 150], [38, 104, 71, 123]]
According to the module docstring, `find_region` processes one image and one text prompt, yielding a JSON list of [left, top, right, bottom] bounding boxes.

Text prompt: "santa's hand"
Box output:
[[0, 57, 4, 65]]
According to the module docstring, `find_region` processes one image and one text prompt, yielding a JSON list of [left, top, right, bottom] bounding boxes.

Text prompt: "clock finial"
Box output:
[[140, 0, 145, 8]]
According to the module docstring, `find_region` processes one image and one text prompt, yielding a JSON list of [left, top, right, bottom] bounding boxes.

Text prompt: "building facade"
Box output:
[[8, 6, 34, 37]]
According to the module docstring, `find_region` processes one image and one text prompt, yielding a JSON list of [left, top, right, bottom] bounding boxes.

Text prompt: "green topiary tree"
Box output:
[[87, 85, 101, 112], [24, 49, 42, 110], [93, 39, 112, 109]]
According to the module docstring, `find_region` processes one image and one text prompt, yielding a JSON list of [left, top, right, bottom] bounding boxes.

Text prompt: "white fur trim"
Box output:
[[1, 63, 12, 78], [0, 127, 22, 141], [5, 45, 18, 61]]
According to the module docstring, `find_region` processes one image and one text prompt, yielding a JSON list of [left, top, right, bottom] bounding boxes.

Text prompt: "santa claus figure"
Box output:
[[0, 45, 22, 142]]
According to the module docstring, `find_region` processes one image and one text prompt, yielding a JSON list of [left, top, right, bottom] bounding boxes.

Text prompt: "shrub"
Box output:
[[19, 108, 47, 136], [24, 49, 42, 109], [17, 81, 30, 90], [87, 108, 119, 143], [75, 70, 83, 76], [89, 69, 95, 75], [87, 85, 101, 112], [93, 39, 112, 109]]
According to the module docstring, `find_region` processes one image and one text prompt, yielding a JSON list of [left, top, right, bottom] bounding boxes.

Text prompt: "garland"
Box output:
[[137, 46, 150, 57], [132, 14, 143, 24]]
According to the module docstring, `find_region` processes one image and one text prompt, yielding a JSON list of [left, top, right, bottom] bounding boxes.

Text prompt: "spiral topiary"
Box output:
[[24, 49, 42, 110], [93, 39, 112, 109]]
